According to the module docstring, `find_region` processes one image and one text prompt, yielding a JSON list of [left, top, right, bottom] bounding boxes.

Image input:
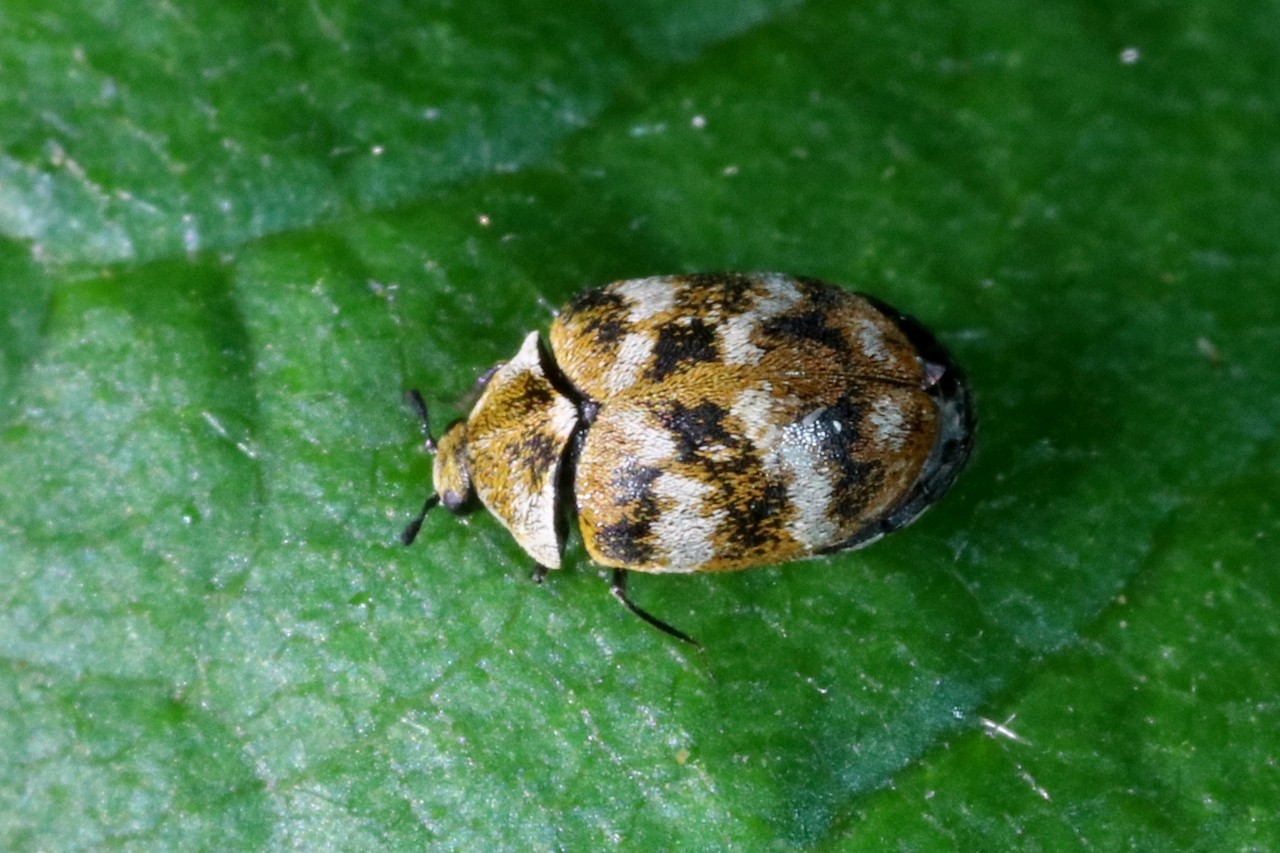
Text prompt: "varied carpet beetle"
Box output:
[[403, 273, 974, 643]]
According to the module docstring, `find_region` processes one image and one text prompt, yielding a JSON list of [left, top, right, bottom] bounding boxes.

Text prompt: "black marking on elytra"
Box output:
[[677, 273, 757, 317], [721, 477, 792, 558], [795, 276, 846, 308], [594, 517, 657, 566], [762, 308, 850, 355], [652, 396, 790, 560], [648, 318, 720, 382], [567, 286, 629, 345], [595, 462, 663, 565], [829, 458, 882, 525], [567, 284, 626, 318], [802, 396, 881, 524], [809, 397, 864, 460], [611, 462, 663, 505], [655, 400, 740, 464]]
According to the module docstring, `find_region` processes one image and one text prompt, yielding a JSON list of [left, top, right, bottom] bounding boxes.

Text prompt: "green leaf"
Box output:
[[3, 0, 1277, 849]]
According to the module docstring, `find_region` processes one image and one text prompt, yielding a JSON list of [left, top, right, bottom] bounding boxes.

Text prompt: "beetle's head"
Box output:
[[401, 390, 473, 546], [431, 421, 471, 512]]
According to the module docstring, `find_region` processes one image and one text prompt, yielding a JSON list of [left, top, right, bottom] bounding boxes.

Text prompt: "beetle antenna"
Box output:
[[402, 493, 440, 545], [609, 570, 700, 647], [404, 389, 437, 452], [402, 389, 441, 545]]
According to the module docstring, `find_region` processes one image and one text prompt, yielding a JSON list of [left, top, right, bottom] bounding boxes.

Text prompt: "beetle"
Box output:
[[403, 273, 974, 643]]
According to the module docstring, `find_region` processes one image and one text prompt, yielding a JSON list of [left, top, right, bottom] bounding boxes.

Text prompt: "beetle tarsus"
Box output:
[[532, 564, 549, 584], [609, 570, 700, 647]]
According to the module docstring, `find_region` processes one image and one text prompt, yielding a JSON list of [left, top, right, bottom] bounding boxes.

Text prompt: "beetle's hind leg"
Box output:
[[609, 570, 700, 647]]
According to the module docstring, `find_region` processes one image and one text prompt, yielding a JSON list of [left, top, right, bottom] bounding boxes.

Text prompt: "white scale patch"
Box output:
[[856, 317, 890, 362], [719, 312, 764, 366], [777, 413, 840, 550], [731, 386, 839, 551], [616, 276, 677, 323], [869, 395, 908, 451], [611, 406, 678, 466], [729, 385, 782, 447], [649, 471, 723, 572], [756, 272, 803, 310], [719, 275, 805, 366], [604, 330, 655, 394], [496, 331, 543, 381]]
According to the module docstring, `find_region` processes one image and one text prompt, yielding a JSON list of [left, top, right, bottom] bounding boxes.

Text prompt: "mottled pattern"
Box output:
[[591, 462, 662, 566], [648, 318, 720, 382], [438, 273, 972, 577], [552, 274, 951, 573]]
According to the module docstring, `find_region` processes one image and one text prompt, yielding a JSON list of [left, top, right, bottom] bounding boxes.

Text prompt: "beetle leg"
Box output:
[[532, 564, 549, 584], [609, 570, 700, 647]]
